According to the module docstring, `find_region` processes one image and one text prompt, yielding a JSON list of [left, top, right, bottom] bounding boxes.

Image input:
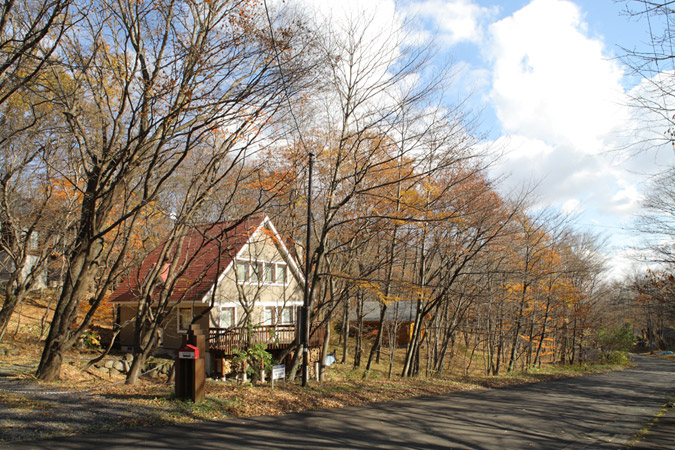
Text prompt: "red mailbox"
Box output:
[[178, 344, 199, 360]]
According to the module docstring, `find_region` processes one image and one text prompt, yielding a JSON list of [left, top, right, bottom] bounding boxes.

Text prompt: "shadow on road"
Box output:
[[4, 356, 674, 450]]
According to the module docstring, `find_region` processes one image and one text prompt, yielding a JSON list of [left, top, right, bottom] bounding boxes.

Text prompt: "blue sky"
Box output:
[[299, 0, 675, 278], [421, 0, 651, 132], [401, 0, 675, 278]]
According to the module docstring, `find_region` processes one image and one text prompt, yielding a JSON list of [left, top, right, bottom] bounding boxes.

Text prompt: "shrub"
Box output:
[[78, 330, 101, 350], [233, 342, 274, 382], [232, 325, 274, 382], [598, 323, 634, 353], [602, 350, 630, 365]]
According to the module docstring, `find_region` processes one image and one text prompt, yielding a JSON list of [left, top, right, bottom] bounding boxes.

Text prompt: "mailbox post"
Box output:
[[175, 323, 206, 403]]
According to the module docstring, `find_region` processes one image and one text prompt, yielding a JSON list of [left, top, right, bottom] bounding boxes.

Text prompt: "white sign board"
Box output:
[[272, 364, 285, 380], [179, 350, 197, 359]]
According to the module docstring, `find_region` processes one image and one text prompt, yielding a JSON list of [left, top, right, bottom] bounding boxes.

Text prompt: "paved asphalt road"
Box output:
[[5, 355, 674, 449]]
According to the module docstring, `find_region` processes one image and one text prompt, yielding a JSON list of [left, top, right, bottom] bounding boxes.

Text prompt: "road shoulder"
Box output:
[[629, 399, 675, 449]]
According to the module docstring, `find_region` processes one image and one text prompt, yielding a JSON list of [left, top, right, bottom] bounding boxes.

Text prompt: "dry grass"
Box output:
[[650, 352, 675, 362]]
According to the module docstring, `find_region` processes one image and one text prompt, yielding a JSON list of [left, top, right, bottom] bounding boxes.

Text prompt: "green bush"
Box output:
[[598, 323, 634, 353], [232, 325, 275, 382], [78, 330, 102, 350], [233, 342, 274, 381], [602, 350, 630, 365]]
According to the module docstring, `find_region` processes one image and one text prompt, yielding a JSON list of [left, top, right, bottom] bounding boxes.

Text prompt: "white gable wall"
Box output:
[[206, 220, 303, 328]]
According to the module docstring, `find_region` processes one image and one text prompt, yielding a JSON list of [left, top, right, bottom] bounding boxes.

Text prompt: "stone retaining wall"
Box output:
[[92, 353, 173, 378]]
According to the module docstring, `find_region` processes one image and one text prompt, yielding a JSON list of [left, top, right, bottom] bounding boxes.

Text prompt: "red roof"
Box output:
[[109, 215, 267, 304]]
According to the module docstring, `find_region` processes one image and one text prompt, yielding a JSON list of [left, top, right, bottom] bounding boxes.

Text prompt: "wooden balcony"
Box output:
[[208, 323, 326, 356]]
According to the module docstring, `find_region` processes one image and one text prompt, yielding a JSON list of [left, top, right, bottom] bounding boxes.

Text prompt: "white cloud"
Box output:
[[437, 0, 674, 280], [290, 0, 403, 55], [495, 134, 553, 161], [613, 72, 675, 174], [491, 133, 648, 221], [609, 181, 643, 214], [283, 0, 413, 129], [604, 247, 642, 280], [408, 0, 498, 46], [483, 1, 653, 234], [294, 0, 397, 22], [488, 0, 627, 151], [561, 198, 581, 215]]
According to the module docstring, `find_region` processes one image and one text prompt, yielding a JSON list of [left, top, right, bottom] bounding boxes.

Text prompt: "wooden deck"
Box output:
[[208, 324, 325, 356]]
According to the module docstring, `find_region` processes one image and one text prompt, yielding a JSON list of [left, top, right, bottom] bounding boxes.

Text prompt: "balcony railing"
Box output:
[[208, 323, 325, 355]]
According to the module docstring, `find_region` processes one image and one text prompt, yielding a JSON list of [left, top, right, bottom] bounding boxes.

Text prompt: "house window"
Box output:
[[264, 263, 274, 283], [219, 307, 235, 328], [250, 262, 262, 283], [236, 262, 248, 282], [275, 264, 287, 285], [278, 307, 293, 325], [235, 260, 289, 285], [178, 307, 192, 332], [27, 231, 38, 251], [263, 307, 275, 326]]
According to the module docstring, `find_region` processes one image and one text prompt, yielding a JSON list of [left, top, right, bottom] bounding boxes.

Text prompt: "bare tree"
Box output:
[[631, 269, 675, 352], [0, 137, 75, 341], [35, 0, 312, 381], [621, 1, 675, 264], [0, 0, 71, 105], [400, 173, 524, 377], [0, 0, 76, 340], [636, 167, 675, 265], [275, 6, 488, 380]]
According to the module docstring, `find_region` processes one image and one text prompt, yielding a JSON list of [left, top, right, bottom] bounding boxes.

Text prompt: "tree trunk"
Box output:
[[287, 342, 302, 381], [534, 293, 552, 366], [353, 292, 363, 368], [445, 333, 456, 375], [341, 299, 349, 364], [401, 298, 423, 377], [436, 305, 458, 374], [494, 307, 504, 375], [364, 303, 386, 373], [508, 282, 528, 372], [570, 314, 578, 364], [0, 249, 39, 341], [559, 321, 568, 365], [126, 328, 162, 384], [387, 302, 402, 379], [320, 311, 331, 378], [0, 273, 31, 342], [464, 332, 481, 376], [366, 224, 399, 371], [0, 294, 19, 342], [526, 307, 537, 368], [36, 235, 101, 380]]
